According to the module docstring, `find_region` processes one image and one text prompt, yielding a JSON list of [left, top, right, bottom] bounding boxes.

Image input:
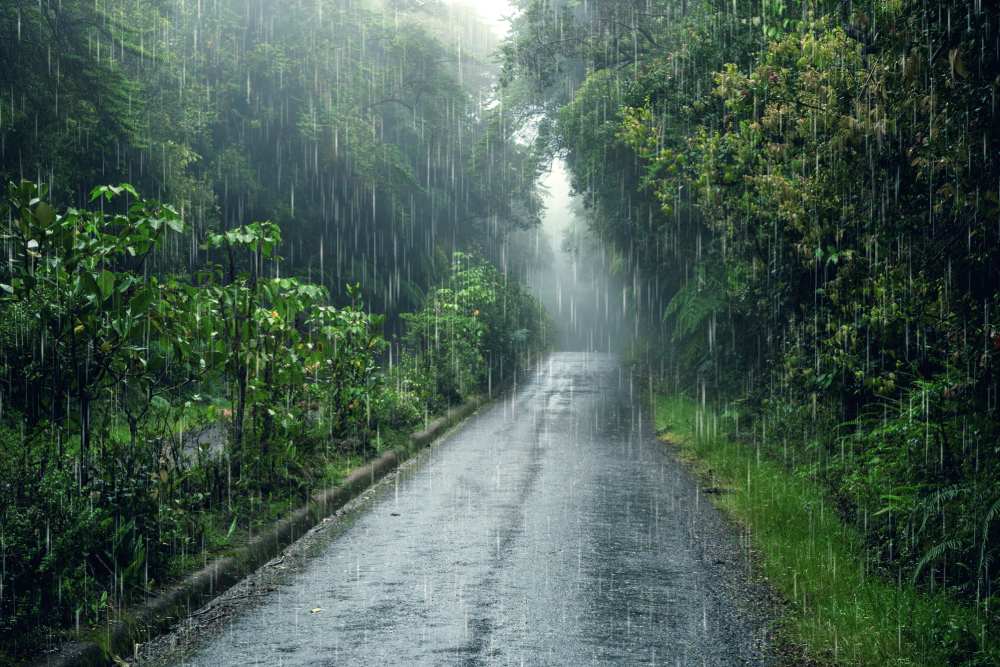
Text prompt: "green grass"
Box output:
[[654, 394, 996, 666]]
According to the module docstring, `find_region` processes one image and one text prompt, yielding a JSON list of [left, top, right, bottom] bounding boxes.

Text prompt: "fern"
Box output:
[[979, 497, 1000, 584], [662, 272, 725, 343], [913, 539, 964, 584], [912, 485, 968, 532], [983, 497, 1000, 533]]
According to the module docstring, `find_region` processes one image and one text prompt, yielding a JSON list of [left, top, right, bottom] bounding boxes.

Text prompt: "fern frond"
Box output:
[[913, 539, 964, 584], [663, 277, 724, 342]]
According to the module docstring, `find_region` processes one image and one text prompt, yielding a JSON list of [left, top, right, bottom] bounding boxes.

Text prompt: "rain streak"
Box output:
[[1, 1, 999, 666]]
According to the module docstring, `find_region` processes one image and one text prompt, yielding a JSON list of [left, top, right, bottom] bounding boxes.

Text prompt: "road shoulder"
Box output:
[[42, 398, 485, 667]]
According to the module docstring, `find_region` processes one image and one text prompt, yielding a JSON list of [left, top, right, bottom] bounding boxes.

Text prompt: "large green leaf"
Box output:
[[97, 271, 116, 301], [34, 202, 56, 227], [129, 287, 156, 315], [81, 272, 102, 303]]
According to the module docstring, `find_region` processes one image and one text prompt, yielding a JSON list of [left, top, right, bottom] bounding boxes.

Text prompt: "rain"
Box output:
[[1, 0, 999, 665]]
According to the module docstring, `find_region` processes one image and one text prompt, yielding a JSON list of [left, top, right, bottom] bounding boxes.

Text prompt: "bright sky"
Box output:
[[464, 0, 517, 37]]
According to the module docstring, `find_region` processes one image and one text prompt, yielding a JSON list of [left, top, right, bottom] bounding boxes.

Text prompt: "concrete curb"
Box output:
[[41, 396, 486, 667]]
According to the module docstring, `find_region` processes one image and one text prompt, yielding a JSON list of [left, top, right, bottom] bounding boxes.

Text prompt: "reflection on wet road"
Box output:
[[175, 353, 768, 666]]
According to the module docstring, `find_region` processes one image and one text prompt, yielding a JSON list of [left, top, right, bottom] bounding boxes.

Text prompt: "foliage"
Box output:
[[402, 252, 549, 408], [0, 184, 381, 655], [0, 180, 187, 483], [0, 0, 540, 317], [507, 0, 1000, 661], [0, 177, 548, 658], [656, 394, 1000, 666], [0, 0, 548, 658]]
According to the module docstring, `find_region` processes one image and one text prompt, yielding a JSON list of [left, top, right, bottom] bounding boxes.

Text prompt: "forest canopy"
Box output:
[[0, 0, 542, 313]]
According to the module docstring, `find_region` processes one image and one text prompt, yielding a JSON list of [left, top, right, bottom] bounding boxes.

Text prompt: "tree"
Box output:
[[1, 181, 185, 485]]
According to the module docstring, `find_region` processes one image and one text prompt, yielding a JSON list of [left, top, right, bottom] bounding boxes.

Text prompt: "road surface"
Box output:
[[149, 352, 773, 666]]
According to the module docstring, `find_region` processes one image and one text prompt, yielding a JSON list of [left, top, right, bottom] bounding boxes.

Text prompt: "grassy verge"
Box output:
[[160, 450, 367, 580], [654, 394, 996, 666]]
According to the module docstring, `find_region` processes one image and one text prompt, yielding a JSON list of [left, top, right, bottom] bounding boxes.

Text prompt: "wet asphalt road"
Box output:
[[170, 353, 771, 666]]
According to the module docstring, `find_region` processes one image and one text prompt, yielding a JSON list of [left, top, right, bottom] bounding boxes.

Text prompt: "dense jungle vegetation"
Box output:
[[0, 0, 549, 660], [503, 0, 1000, 663]]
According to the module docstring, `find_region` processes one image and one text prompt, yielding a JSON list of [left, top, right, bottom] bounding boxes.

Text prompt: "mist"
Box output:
[[526, 159, 631, 353]]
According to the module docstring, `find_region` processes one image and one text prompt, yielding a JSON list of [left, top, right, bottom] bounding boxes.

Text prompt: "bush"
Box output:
[[0, 183, 389, 654], [373, 383, 425, 432], [400, 252, 548, 405], [0, 186, 545, 659]]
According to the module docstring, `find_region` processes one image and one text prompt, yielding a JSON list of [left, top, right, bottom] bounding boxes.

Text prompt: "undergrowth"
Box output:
[[654, 394, 998, 666]]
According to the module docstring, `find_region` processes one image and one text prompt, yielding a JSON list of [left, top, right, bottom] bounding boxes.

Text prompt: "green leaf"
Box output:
[[97, 270, 116, 301], [150, 395, 171, 411], [119, 183, 140, 199], [34, 202, 56, 227], [117, 274, 135, 294], [81, 272, 102, 302], [129, 287, 156, 315], [165, 217, 184, 233]]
